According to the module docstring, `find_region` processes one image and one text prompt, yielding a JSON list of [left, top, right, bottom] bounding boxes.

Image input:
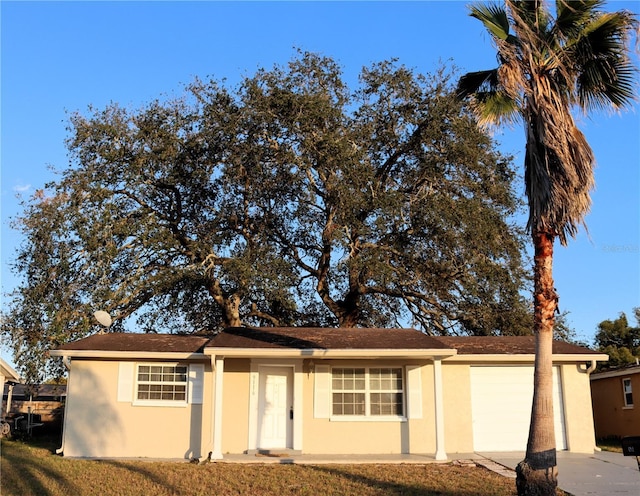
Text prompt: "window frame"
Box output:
[[133, 362, 189, 407], [622, 377, 634, 408], [330, 366, 405, 420]]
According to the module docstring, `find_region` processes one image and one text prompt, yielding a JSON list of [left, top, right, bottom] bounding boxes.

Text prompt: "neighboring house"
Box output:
[[2, 383, 66, 423], [50, 327, 606, 460], [0, 357, 20, 417], [590, 364, 640, 439]]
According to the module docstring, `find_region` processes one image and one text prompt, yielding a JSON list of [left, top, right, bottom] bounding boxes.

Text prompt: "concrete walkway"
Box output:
[[479, 450, 640, 496]]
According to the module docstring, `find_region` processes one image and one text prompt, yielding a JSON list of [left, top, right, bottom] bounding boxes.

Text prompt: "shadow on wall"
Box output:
[[185, 404, 203, 460], [63, 365, 123, 457]]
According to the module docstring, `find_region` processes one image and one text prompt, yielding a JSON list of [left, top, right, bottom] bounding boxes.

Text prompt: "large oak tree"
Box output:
[[3, 52, 531, 381]]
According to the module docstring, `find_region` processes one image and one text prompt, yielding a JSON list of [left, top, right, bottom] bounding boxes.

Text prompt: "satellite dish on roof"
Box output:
[[94, 310, 112, 328]]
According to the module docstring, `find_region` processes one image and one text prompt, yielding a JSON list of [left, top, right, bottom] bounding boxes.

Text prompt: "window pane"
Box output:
[[332, 392, 365, 416], [623, 379, 633, 406], [332, 367, 402, 417], [332, 369, 365, 391], [136, 364, 188, 402], [370, 392, 403, 416]]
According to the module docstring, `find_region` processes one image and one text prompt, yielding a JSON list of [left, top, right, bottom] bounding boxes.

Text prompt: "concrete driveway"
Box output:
[[481, 450, 640, 496]]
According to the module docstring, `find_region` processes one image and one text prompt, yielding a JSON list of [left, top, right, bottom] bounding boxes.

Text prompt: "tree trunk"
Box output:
[[337, 306, 359, 328], [207, 280, 242, 328], [516, 229, 558, 495]]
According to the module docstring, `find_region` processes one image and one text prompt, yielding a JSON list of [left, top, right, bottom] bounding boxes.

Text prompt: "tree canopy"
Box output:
[[2, 52, 532, 381], [595, 309, 640, 369]]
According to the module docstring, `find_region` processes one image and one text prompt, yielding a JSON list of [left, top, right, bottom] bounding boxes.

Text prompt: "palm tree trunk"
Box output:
[[516, 229, 558, 496]]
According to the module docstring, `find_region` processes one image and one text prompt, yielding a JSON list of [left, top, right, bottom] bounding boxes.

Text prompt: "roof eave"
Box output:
[[590, 365, 640, 380], [0, 358, 21, 382], [204, 347, 457, 359], [49, 350, 208, 361], [443, 353, 609, 363]]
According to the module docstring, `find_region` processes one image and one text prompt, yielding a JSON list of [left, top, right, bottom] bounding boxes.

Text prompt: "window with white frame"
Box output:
[[136, 364, 188, 403], [623, 378, 633, 407], [331, 367, 404, 417]]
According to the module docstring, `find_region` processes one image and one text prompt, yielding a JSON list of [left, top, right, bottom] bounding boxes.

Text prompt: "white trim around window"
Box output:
[[330, 366, 406, 420], [133, 363, 189, 407], [622, 377, 634, 408]]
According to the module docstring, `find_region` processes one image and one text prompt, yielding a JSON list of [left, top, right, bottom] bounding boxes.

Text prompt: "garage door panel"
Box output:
[[470, 366, 566, 452]]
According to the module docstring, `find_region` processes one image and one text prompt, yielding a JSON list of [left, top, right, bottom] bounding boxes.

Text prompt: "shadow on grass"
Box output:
[[97, 459, 182, 494], [1, 439, 80, 496], [305, 464, 516, 496], [1, 437, 182, 496]]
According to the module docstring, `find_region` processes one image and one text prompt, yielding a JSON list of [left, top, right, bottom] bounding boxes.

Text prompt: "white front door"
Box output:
[[258, 367, 293, 449]]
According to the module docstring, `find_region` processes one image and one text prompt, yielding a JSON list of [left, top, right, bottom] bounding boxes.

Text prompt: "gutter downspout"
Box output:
[[56, 356, 71, 455], [584, 359, 599, 453]]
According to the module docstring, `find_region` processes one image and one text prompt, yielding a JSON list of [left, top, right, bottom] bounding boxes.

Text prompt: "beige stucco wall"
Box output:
[[558, 363, 599, 452], [219, 359, 251, 454], [591, 371, 640, 439], [441, 363, 474, 454], [61, 355, 600, 458], [438, 361, 599, 454], [216, 358, 599, 456], [62, 359, 213, 459], [217, 358, 438, 455], [299, 359, 435, 455]]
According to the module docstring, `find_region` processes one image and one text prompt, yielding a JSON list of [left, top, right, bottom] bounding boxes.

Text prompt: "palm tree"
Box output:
[[457, 1, 637, 494]]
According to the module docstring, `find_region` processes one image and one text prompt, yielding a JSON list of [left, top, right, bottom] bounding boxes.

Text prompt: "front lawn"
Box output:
[[597, 436, 623, 453], [0, 438, 530, 496]]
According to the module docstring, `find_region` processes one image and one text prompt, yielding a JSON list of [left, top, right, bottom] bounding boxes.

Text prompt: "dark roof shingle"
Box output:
[[434, 336, 600, 355], [53, 329, 602, 356], [206, 327, 449, 350], [56, 333, 210, 354]]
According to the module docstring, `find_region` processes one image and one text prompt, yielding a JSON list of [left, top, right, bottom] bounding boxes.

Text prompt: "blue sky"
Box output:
[[2, 1, 639, 364]]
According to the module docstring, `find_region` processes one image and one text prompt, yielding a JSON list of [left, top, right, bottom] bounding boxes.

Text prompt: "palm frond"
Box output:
[[474, 91, 521, 128], [567, 10, 639, 110], [460, 0, 637, 243], [508, 0, 551, 33], [469, 3, 511, 40], [554, 0, 605, 40], [456, 69, 500, 99], [578, 60, 637, 110]]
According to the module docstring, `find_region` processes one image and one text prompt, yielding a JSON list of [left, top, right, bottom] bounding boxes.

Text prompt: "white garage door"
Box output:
[[470, 366, 567, 452]]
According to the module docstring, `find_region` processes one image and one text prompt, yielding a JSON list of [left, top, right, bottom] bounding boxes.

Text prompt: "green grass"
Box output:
[[597, 436, 623, 453], [1, 437, 568, 496]]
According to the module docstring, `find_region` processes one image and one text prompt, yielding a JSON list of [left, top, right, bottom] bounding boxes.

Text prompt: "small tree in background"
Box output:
[[595, 309, 640, 369]]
